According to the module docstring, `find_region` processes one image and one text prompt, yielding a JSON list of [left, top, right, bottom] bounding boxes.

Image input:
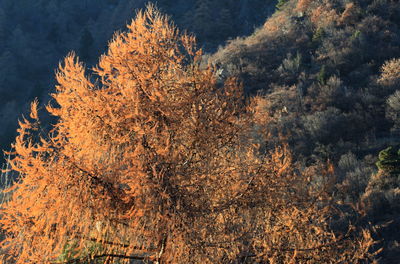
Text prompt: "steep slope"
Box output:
[[211, 0, 400, 261], [212, 0, 400, 160]]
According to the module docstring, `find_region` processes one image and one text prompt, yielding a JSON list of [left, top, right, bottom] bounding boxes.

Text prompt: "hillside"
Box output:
[[1, 0, 400, 262], [212, 0, 400, 156], [0, 3, 386, 263], [211, 0, 400, 261], [0, 0, 276, 163]]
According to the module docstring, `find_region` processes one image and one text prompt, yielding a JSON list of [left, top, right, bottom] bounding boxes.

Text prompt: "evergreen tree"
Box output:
[[0, 51, 18, 101], [192, 0, 213, 42], [78, 27, 94, 62], [0, 8, 6, 49], [217, 7, 234, 40], [376, 147, 400, 175], [46, 24, 60, 43]]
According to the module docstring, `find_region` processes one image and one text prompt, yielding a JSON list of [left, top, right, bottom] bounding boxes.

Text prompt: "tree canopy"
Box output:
[[0, 5, 377, 264]]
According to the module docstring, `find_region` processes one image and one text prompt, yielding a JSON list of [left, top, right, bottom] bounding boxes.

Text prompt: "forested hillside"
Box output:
[[211, 0, 400, 261], [0, 0, 275, 162], [212, 0, 400, 160], [1, 0, 400, 263]]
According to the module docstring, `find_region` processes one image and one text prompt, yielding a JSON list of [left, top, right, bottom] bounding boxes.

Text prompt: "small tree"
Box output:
[[378, 58, 400, 89], [376, 147, 400, 175], [1, 5, 377, 264]]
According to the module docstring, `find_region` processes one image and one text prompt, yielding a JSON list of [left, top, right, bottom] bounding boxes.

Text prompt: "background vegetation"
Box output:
[[0, 0, 275, 159], [1, 0, 400, 263]]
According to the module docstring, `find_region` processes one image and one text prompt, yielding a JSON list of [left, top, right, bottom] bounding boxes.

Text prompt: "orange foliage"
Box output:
[[310, 5, 339, 28], [340, 3, 359, 25], [295, 0, 313, 13], [0, 5, 377, 264], [378, 58, 400, 87], [263, 11, 291, 35]]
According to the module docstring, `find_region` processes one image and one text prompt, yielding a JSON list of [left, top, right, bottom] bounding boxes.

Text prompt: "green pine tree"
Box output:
[[217, 8, 234, 40], [318, 65, 327, 85], [376, 146, 400, 174], [79, 27, 94, 62], [192, 0, 214, 41]]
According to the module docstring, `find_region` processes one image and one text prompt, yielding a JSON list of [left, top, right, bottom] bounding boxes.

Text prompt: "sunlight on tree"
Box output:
[[0, 4, 378, 264]]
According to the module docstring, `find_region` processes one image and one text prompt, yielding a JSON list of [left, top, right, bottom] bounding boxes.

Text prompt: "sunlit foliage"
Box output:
[[0, 5, 377, 263]]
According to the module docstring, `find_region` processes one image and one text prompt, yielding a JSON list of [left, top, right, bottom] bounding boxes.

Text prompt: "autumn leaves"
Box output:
[[0, 5, 377, 263]]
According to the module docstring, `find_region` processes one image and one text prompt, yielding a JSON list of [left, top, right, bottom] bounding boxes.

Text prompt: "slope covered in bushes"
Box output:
[[211, 0, 400, 261], [2, 0, 400, 262], [0, 6, 378, 263]]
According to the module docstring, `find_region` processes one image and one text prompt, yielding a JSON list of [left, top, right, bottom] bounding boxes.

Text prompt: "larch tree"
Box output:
[[1, 5, 377, 264]]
